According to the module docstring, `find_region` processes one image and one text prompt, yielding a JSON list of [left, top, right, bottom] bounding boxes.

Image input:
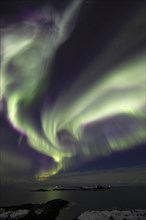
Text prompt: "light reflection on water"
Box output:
[[31, 190, 63, 204], [0, 189, 64, 206]]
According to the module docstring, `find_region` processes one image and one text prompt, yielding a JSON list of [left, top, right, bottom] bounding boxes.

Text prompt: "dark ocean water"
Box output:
[[0, 186, 146, 220]]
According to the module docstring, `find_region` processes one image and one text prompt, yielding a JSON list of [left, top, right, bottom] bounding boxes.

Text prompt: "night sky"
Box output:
[[0, 0, 146, 188]]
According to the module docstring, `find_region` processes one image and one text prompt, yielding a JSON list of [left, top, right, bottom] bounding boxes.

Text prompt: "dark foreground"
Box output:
[[73, 210, 146, 220], [0, 199, 68, 220], [0, 199, 146, 220]]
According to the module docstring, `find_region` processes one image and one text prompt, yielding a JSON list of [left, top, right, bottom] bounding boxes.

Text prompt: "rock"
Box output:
[[74, 209, 146, 220], [0, 199, 69, 220]]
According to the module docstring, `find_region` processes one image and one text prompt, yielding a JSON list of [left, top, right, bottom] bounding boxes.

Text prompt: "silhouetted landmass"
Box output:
[[30, 188, 49, 192], [0, 199, 69, 220], [53, 185, 111, 191]]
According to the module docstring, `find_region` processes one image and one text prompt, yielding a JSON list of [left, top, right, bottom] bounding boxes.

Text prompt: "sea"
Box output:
[[0, 186, 146, 220]]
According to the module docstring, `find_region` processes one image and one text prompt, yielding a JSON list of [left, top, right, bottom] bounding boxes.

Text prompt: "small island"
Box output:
[[30, 188, 49, 192], [0, 199, 69, 220], [53, 185, 111, 191]]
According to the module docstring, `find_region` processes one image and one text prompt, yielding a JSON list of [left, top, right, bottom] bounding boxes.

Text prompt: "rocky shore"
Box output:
[[74, 209, 146, 220], [0, 199, 68, 220], [1, 200, 146, 220]]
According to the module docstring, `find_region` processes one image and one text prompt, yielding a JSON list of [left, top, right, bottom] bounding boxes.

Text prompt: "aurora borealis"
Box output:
[[0, 0, 146, 184]]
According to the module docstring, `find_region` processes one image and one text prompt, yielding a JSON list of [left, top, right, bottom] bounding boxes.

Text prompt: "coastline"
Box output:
[[1, 186, 146, 220], [0, 199, 69, 220], [74, 209, 146, 220], [0, 199, 146, 220]]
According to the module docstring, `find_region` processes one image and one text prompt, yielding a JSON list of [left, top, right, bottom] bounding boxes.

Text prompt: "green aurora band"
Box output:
[[0, 1, 145, 180]]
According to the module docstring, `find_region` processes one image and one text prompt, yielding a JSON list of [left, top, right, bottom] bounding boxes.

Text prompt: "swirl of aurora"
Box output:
[[0, 0, 145, 180]]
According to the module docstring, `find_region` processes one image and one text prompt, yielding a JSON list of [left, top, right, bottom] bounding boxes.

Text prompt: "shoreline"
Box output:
[[0, 199, 69, 220], [0, 199, 146, 220], [74, 209, 146, 220]]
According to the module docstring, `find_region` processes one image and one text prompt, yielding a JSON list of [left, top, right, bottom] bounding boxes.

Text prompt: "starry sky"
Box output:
[[0, 0, 146, 188]]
